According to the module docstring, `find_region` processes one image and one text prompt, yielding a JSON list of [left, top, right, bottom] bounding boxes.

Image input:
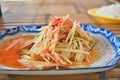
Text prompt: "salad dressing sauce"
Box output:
[[0, 35, 34, 68], [0, 35, 99, 69]]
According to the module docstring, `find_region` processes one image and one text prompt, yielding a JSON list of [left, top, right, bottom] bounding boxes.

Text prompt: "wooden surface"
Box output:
[[0, 0, 120, 80]]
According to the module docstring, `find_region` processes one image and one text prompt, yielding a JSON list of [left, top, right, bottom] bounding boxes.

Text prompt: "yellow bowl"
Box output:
[[88, 8, 120, 23]]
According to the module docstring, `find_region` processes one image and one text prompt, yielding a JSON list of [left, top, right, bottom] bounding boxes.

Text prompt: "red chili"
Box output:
[[43, 48, 50, 54], [51, 17, 62, 26], [29, 64, 36, 70]]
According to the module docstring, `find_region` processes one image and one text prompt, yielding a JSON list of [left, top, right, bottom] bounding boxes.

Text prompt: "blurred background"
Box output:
[[0, 0, 119, 26]]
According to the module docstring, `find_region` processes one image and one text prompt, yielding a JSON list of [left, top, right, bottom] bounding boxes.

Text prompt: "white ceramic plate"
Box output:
[[0, 24, 120, 75]]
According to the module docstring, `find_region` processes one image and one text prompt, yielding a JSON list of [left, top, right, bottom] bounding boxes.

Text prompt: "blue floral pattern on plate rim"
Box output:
[[0, 24, 120, 72]]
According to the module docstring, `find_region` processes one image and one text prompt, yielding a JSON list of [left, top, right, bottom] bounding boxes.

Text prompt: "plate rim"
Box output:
[[0, 24, 120, 73]]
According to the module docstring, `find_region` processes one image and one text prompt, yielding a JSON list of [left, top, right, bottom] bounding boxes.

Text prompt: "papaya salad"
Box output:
[[0, 15, 99, 70]]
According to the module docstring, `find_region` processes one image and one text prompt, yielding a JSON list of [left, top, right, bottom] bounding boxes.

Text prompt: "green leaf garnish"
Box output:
[[90, 41, 97, 50], [76, 40, 79, 47], [60, 27, 65, 33], [74, 31, 79, 37]]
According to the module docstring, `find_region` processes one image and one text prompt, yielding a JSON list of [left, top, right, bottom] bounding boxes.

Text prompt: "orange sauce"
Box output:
[[0, 35, 34, 68], [0, 35, 99, 69], [83, 47, 100, 66]]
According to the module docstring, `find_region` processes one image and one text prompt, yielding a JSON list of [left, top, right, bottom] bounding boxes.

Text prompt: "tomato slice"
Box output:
[[51, 17, 62, 26]]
